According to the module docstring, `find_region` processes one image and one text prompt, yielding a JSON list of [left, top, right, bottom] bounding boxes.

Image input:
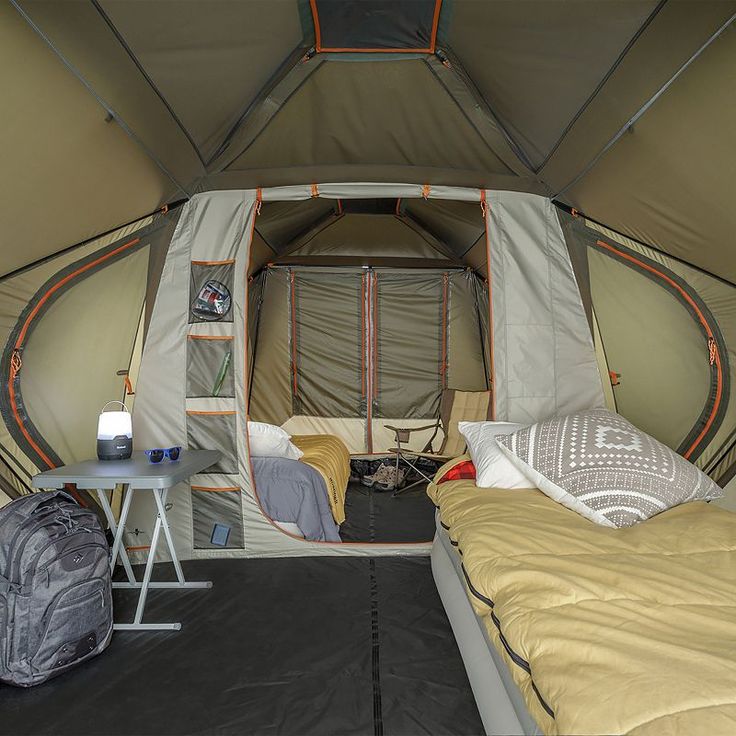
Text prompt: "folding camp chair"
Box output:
[[387, 389, 493, 496]]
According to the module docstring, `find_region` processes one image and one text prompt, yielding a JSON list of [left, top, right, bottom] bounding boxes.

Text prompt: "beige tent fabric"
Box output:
[[0, 4, 178, 277], [95, 0, 304, 159], [446, 0, 662, 167], [0, 214, 156, 495], [226, 59, 517, 177], [557, 24, 736, 282], [288, 214, 444, 260], [588, 248, 710, 451], [249, 268, 292, 426], [14, 0, 204, 186], [586, 220, 736, 476], [22, 248, 149, 464]]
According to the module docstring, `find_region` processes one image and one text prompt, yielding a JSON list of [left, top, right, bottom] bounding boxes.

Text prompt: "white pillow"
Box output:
[[247, 421, 303, 460], [458, 421, 535, 489]]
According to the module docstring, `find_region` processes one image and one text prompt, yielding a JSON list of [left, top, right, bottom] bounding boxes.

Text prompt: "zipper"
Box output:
[[31, 543, 108, 587], [365, 268, 374, 453], [32, 577, 108, 661], [4, 507, 63, 581]]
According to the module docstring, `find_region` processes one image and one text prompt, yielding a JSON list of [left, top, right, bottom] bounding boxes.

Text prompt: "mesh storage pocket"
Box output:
[[186, 336, 234, 398], [189, 261, 234, 323], [191, 485, 244, 549], [186, 411, 237, 474]]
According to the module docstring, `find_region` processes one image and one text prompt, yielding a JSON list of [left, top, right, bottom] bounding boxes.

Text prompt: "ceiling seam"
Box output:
[[435, 45, 537, 174], [89, 0, 207, 169], [551, 12, 736, 201], [537, 0, 668, 173], [9, 0, 192, 199], [206, 44, 317, 170]]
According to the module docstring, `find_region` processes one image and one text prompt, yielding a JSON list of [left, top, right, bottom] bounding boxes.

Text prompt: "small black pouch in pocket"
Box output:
[[190, 261, 234, 323]]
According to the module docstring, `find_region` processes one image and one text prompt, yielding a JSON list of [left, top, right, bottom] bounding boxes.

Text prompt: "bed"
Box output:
[[251, 433, 350, 542], [428, 457, 736, 736]]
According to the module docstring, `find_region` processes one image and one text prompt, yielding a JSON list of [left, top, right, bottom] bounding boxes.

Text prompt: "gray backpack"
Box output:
[[0, 490, 113, 687]]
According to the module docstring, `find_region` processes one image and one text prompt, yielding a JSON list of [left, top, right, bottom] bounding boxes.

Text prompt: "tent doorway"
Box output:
[[246, 194, 490, 545]]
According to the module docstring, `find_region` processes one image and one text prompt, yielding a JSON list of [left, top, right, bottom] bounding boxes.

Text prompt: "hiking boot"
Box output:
[[368, 463, 405, 492]]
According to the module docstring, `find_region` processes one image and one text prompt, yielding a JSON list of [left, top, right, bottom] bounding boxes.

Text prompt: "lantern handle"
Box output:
[[101, 401, 129, 413]]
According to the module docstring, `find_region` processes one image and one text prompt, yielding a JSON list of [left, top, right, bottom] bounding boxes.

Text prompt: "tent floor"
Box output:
[[340, 480, 436, 543], [1, 557, 483, 736]]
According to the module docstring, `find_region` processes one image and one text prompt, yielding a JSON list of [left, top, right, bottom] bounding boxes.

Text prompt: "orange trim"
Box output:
[[316, 46, 436, 53], [10, 236, 142, 469], [365, 272, 374, 453], [361, 272, 366, 398], [310, 183, 319, 197], [372, 272, 378, 392], [422, 184, 431, 200], [336, 199, 343, 215], [255, 187, 263, 215], [440, 272, 449, 387], [187, 334, 234, 341], [309, 0, 322, 51], [191, 485, 240, 493], [191, 259, 235, 266], [395, 198, 402, 217], [595, 239, 723, 459], [185, 410, 236, 416], [125, 545, 150, 552], [289, 271, 299, 397], [123, 375, 134, 395], [310, 0, 442, 54], [243, 258, 431, 549], [428, 0, 443, 52], [483, 198, 496, 419]]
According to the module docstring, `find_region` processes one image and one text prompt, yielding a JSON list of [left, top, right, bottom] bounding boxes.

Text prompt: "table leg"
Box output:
[[96, 488, 136, 584], [113, 487, 211, 632]]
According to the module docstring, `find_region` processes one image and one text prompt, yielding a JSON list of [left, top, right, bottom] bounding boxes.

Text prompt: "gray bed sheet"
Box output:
[[251, 456, 341, 542]]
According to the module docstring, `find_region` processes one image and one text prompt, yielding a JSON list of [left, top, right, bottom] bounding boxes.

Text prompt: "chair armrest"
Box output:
[[385, 424, 438, 434]]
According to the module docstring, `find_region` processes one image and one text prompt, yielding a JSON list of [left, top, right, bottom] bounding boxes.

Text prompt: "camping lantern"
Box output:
[[96, 401, 133, 461]]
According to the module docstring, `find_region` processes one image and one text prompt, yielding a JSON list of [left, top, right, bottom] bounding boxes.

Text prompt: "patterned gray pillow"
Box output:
[[495, 409, 723, 528]]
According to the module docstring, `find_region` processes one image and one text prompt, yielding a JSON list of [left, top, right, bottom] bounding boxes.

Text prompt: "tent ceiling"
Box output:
[[446, 0, 662, 168], [96, 0, 305, 159], [257, 198, 484, 267], [224, 59, 517, 176], [3, 1, 736, 284]]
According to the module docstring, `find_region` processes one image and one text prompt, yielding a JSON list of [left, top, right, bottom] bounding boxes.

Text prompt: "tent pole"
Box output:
[[552, 201, 736, 290], [9, 0, 193, 198], [551, 12, 736, 200], [0, 199, 187, 283]]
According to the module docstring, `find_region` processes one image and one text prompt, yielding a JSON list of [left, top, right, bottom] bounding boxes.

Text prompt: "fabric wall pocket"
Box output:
[[187, 336, 234, 398], [186, 411, 237, 473], [190, 261, 235, 323], [191, 485, 244, 549]]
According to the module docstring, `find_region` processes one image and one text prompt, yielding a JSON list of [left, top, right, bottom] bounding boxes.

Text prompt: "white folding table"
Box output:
[[32, 449, 221, 631]]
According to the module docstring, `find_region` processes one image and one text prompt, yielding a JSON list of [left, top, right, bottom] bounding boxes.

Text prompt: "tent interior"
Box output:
[[2, 1, 736, 735]]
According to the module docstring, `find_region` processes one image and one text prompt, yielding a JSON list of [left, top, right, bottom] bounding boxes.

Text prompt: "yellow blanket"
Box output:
[[429, 462, 736, 735], [292, 434, 351, 525]]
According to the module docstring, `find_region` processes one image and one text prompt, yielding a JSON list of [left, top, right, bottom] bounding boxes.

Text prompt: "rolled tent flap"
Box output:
[[485, 190, 605, 423]]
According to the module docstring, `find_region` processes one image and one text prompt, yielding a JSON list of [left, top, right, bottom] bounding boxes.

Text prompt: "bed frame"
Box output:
[[431, 520, 541, 736]]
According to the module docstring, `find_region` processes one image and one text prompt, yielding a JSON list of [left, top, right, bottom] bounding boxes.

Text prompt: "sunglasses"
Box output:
[[145, 447, 181, 464]]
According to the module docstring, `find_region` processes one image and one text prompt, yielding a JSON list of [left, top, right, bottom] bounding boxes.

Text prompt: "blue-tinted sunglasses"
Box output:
[[145, 447, 181, 464]]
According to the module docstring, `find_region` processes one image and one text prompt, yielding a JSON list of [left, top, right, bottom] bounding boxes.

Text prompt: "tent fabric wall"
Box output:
[[126, 186, 604, 560], [0, 211, 175, 503], [486, 191, 605, 423], [572, 217, 736, 481]]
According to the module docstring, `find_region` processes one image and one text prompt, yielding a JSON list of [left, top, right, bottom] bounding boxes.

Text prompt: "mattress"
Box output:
[[429, 477, 736, 735]]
